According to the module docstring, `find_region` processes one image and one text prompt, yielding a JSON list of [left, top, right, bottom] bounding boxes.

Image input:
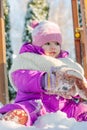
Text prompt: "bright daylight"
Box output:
[[0, 0, 87, 130]]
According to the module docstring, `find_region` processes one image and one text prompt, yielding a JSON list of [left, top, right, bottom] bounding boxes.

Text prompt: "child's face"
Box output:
[[42, 41, 60, 58]]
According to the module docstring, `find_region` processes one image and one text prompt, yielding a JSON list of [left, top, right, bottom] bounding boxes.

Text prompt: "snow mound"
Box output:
[[0, 111, 87, 130]]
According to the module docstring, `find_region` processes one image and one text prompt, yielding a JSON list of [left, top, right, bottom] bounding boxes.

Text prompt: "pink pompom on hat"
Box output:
[[31, 20, 62, 46]]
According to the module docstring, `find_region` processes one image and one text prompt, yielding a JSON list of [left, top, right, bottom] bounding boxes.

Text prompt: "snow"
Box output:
[[8, 0, 29, 55], [0, 102, 87, 130], [3, 0, 87, 130], [0, 111, 87, 130]]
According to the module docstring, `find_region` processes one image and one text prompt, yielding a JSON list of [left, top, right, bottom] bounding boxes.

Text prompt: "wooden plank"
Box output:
[[0, 0, 9, 104], [84, 0, 87, 24], [71, 0, 82, 65], [80, 0, 87, 78]]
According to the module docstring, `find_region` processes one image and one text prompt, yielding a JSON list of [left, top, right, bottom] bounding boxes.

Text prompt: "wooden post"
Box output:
[[84, 0, 87, 24], [80, 0, 87, 78], [0, 0, 9, 104], [71, 0, 82, 65]]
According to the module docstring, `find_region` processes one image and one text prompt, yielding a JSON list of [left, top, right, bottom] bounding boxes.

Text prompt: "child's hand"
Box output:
[[75, 78, 87, 100], [44, 67, 87, 100], [53, 72, 77, 99], [53, 67, 87, 100], [44, 67, 76, 98]]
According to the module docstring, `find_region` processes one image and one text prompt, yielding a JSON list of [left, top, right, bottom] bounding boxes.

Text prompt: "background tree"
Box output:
[[22, 0, 49, 43], [3, 0, 49, 101], [3, 0, 16, 101], [77, 0, 82, 27]]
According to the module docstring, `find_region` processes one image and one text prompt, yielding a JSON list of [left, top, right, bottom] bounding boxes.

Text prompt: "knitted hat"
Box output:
[[31, 20, 62, 46]]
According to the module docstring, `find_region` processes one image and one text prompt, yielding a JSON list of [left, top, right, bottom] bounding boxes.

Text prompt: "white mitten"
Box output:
[[44, 67, 77, 98], [58, 67, 87, 100], [44, 66, 87, 100]]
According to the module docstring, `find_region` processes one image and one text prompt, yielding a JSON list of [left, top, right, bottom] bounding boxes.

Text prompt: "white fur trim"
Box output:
[[9, 53, 84, 90]]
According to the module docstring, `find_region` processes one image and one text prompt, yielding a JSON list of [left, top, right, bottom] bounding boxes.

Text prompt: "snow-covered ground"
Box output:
[[0, 103, 87, 130], [0, 108, 87, 130]]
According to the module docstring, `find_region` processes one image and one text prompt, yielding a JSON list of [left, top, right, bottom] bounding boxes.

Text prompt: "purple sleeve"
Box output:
[[19, 42, 35, 54], [11, 69, 46, 93], [58, 50, 69, 58], [19, 42, 44, 55]]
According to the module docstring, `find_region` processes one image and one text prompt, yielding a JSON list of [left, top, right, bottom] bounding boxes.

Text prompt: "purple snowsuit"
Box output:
[[0, 43, 87, 126]]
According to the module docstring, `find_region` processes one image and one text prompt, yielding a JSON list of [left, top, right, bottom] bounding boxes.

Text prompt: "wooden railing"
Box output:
[[71, 0, 82, 65], [0, 0, 9, 104], [71, 0, 87, 78], [80, 0, 87, 78]]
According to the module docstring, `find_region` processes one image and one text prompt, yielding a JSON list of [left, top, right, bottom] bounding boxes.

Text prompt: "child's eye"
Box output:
[[55, 42, 60, 46], [45, 42, 50, 45]]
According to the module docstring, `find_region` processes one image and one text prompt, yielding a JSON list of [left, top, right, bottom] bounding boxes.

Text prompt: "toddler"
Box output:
[[0, 20, 87, 126]]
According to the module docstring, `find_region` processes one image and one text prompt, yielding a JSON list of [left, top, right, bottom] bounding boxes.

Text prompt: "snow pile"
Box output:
[[0, 110, 87, 130]]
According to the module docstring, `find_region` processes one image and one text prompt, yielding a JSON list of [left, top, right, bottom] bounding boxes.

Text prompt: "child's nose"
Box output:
[[51, 45, 56, 50]]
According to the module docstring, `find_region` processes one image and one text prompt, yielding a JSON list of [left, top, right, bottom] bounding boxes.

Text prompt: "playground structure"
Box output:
[[0, 0, 87, 104], [0, 0, 9, 104], [72, 0, 87, 78]]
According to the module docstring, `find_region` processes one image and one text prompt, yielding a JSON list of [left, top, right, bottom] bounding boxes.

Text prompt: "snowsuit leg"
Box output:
[[0, 99, 46, 126], [60, 98, 87, 121]]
